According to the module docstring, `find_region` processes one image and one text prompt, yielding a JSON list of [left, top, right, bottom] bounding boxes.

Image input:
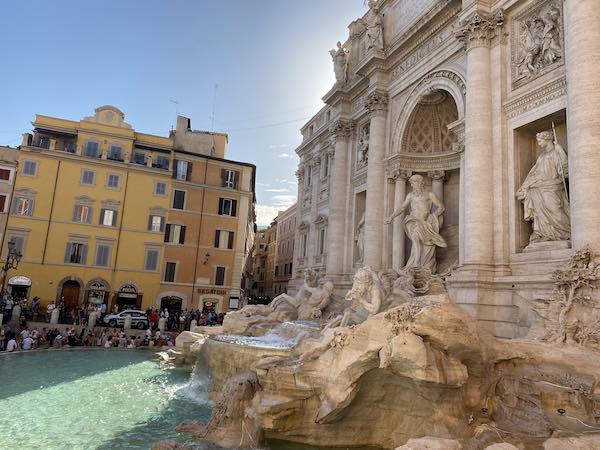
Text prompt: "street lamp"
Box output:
[[1, 239, 23, 295]]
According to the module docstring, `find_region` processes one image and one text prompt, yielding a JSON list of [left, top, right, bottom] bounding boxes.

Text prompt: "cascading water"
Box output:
[[212, 320, 321, 349]]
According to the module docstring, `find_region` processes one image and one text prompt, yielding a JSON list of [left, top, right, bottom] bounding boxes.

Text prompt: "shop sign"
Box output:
[[197, 288, 226, 295]]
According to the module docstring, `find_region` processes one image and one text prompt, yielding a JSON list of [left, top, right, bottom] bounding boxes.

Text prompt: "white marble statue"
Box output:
[[324, 266, 383, 329], [386, 174, 446, 273], [365, 0, 384, 52], [357, 125, 369, 163], [516, 130, 570, 244], [355, 212, 365, 263], [329, 41, 348, 84]]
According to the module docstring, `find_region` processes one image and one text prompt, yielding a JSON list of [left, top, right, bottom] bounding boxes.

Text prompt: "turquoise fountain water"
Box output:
[[0, 350, 378, 450]]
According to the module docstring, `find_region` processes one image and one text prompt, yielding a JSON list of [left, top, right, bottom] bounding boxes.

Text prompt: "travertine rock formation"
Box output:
[[180, 294, 600, 449]]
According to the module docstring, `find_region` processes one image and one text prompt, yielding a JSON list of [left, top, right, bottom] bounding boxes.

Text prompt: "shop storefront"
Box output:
[[116, 284, 142, 310], [8, 276, 31, 299], [85, 280, 109, 309], [160, 296, 183, 313]]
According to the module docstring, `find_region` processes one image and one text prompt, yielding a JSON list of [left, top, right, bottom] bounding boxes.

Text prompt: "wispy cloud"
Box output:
[[265, 188, 290, 193], [269, 144, 289, 149], [255, 205, 281, 226], [271, 195, 297, 207], [277, 153, 295, 158], [256, 182, 270, 187]]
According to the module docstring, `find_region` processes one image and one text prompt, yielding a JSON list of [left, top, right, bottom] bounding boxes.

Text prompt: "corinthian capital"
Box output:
[[329, 119, 354, 143], [364, 91, 389, 116], [455, 10, 504, 50]]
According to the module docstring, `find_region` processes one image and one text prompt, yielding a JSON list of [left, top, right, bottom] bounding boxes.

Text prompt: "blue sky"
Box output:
[[0, 0, 366, 225]]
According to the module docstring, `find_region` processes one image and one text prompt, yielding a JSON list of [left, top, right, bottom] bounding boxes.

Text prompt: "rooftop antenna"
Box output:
[[210, 83, 219, 132]]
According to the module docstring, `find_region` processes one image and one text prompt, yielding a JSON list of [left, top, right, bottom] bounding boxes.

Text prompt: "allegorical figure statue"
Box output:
[[355, 212, 365, 263], [516, 129, 570, 244], [329, 41, 348, 84], [365, 0, 384, 52], [385, 174, 446, 273]]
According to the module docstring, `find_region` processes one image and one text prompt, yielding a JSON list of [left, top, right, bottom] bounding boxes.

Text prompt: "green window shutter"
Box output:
[[231, 199, 237, 217], [64, 243, 72, 263], [214, 230, 220, 248], [228, 231, 234, 249], [81, 244, 88, 264], [179, 226, 186, 245]]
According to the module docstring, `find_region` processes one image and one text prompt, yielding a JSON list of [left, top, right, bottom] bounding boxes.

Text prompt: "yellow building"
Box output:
[[4, 107, 256, 315], [157, 116, 257, 313]]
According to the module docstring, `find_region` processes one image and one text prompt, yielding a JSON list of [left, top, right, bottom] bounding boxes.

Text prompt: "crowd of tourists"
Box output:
[[0, 325, 179, 352]]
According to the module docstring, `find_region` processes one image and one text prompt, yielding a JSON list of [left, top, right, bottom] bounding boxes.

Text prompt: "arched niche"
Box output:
[[388, 70, 466, 274]]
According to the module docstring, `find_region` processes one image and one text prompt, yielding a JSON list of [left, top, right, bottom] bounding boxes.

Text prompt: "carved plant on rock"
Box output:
[[547, 246, 600, 345]]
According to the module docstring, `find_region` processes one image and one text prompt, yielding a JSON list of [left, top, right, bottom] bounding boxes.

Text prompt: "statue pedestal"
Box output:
[[50, 308, 59, 324], [523, 240, 570, 254]]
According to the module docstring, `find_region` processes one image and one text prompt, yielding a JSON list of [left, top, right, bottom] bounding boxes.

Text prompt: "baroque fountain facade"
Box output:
[[164, 0, 600, 449]]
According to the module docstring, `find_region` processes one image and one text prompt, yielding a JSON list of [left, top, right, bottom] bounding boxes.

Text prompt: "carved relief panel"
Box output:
[[511, 0, 564, 89]]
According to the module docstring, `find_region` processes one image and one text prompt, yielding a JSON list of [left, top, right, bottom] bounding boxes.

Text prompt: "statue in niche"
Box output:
[[365, 0, 384, 52], [355, 212, 365, 263], [357, 125, 369, 163], [385, 174, 446, 273], [516, 4, 562, 81], [516, 129, 570, 244], [329, 42, 348, 85]]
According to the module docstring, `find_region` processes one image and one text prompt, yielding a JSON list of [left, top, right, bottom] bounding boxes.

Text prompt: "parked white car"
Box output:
[[103, 310, 148, 329]]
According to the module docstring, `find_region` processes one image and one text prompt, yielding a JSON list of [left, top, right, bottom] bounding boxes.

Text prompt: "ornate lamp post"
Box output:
[[1, 239, 23, 295]]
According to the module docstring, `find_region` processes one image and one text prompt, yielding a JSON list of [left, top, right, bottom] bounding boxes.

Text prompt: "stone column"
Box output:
[[428, 170, 445, 204], [308, 157, 321, 265], [390, 169, 411, 271], [565, 2, 600, 252], [363, 91, 389, 270], [455, 12, 502, 268], [326, 121, 353, 275]]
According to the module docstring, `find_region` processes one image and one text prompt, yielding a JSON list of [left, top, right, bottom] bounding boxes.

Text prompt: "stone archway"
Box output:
[[388, 72, 465, 274], [56, 275, 85, 308]]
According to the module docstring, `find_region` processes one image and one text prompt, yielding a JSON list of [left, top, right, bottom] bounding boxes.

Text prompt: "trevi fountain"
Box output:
[[156, 0, 600, 449]]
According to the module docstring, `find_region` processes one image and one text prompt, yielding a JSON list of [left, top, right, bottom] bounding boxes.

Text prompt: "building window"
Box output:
[[318, 228, 326, 255], [99, 208, 117, 226], [0, 169, 11, 181], [85, 141, 99, 158], [215, 266, 226, 286], [8, 235, 25, 256], [301, 234, 308, 258], [12, 197, 33, 216], [73, 205, 92, 224], [306, 165, 312, 186], [95, 244, 111, 267], [133, 152, 146, 165], [323, 154, 330, 177], [0, 194, 5, 212], [174, 160, 191, 181], [154, 155, 169, 170], [218, 198, 237, 216], [164, 224, 186, 244], [173, 190, 186, 209], [222, 169, 238, 189], [154, 181, 167, 196], [148, 215, 165, 232], [108, 145, 122, 161], [214, 230, 234, 249], [144, 248, 160, 271], [81, 170, 96, 185], [164, 262, 177, 282], [22, 161, 37, 176], [106, 174, 120, 189], [65, 242, 88, 265]]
